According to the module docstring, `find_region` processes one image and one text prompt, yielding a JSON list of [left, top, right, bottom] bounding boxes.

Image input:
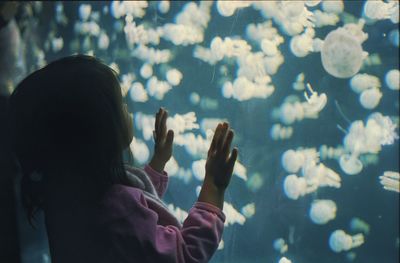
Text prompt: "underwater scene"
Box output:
[[6, 1, 399, 263]]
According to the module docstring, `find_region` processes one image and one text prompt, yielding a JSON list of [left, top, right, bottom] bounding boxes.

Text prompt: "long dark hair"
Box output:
[[8, 55, 133, 222]]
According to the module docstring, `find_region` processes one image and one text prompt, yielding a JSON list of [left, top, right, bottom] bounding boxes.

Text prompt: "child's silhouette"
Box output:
[[8, 55, 238, 263]]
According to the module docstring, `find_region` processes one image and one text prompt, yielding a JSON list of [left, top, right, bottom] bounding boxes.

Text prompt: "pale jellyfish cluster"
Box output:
[[140, 63, 153, 79], [223, 202, 246, 226], [246, 173, 264, 192], [385, 69, 400, 90], [379, 171, 400, 193], [124, 18, 160, 48], [129, 82, 148, 102], [146, 76, 172, 100], [166, 157, 192, 184], [132, 45, 172, 65], [166, 68, 183, 86], [110, 1, 148, 19], [340, 113, 398, 175], [200, 118, 227, 135], [312, 10, 340, 28], [290, 27, 317, 58], [319, 145, 345, 161], [321, 21, 368, 78], [350, 73, 382, 110], [273, 238, 288, 254], [277, 84, 327, 125], [329, 230, 365, 253], [309, 199, 337, 225], [222, 76, 275, 101], [282, 148, 341, 200], [363, 0, 399, 23], [270, 124, 293, 141]]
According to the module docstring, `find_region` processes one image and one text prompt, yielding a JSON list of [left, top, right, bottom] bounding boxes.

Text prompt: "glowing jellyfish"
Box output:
[[129, 137, 149, 165], [51, 37, 63, 53], [278, 257, 292, 263], [98, 32, 110, 50], [270, 124, 293, 141], [290, 34, 313, 57], [339, 154, 363, 175], [223, 202, 246, 226], [166, 68, 183, 86], [379, 171, 400, 193], [363, 0, 398, 21], [158, 0, 170, 14], [273, 238, 288, 254], [322, 0, 344, 14], [246, 173, 264, 192], [385, 69, 400, 90], [79, 4, 92, 21], [309, 200, 337, 225], [129, 82, 148, 102], [261, 39, 278, 56], [282, 150, 304, 173], [192, 159, 206, 181], [359, 88, 382, 109], [329, 230, 365, 253], [140, 63, 153, 79], [241, 203, 256, 218], [283, 174, 315, 200], [321, 28, 364, 78]]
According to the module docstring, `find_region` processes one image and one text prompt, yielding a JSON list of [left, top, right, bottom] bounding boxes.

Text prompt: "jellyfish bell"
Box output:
[[385, 69, 400, 90], [283, 174, 307, 200], [321, 28, 364, 78], [329, 230, 353, 252], [309, 199, 337, 225], [339, 154, 363, 175], [359, 88, 382, 109], [282, 150, 304, 173], [290, 34, 313, 57]]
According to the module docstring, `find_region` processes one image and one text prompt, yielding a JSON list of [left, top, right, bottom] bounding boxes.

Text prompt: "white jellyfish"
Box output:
[[281, 150, 305, 173], [278, 257, 292, 263], [273, 238, 288, 254], [158, 0, 170, 14], [339, 154, 363, 175], [241, 203, 256, 218], [359, 88, 382, 109], [166, 68, 183, 86], [129, 137, 150, 165], [329, 230, 365, 253], [321, 27, 364, 78], [379, 171, 400, 193], [350, 73, 381, 94], [305, 0, 321, 7], [270, 124, 293, 141], [322, 0, 344, 14], [363, 0, 398, 22], [385, 69, 400, 90], [284, 174, 316, 200], [292, 72, 306, 91], [129, 82, 148, 102], [79, 4, 92, 21], [192, 159, 206, 181], [51, 37, 63, 53], [303, 83, 327, 117], [140, 63, 153, 79], [246, 173, 264, 192], [309, 199, 337, 225], [261, 39, 279, 56], [223, 202, 246, 226], [290, 33, 314, 57], [98, 32, 110, 50]]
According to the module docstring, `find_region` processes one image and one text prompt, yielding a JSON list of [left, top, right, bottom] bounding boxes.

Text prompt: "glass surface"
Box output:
[[11, 1, 399, 263]]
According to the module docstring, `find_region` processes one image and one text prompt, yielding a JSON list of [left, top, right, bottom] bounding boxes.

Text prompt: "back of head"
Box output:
[[8, 55, 132, 218]]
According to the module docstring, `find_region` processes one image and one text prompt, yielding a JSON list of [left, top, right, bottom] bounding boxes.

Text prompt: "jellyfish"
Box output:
[[223, 202, 246, 226], [129, 82, 148, 102], [166, 68, 183, 86], [246, 173, 264, 192], [359, 88, 382, 109], [98, 32, 110, 50], [278, 257, 292, 263], [273, 238, 288, 254], [158, 0, 170, 14], [379, 171, 400, 193], [313, 10, 340, 28], [78, 4, 92, 21], [339, 154, 363, 175], [241, 203, 256, 219], [290, 33, 314, 57], [350, 217, 370, 235], [321, 27, 364, 78], [322, 0, 344, 14], [140, 63, 153, 79], [350, 73, 381, 93], [261, 39, 279, 56], [385, 69, 400, 90], [191, 159, 206, 181], [305, 1, 321, 7], [309, 200, 337, 225], [363, 0, 398, 21], [303, 83, 327, 117], [51, 37, 63, 53], [270, 124, 293, 141], [129, 137, 150, 165], [303, 163, 341, 188], [283, 174, 316, 200], [292, 73, 306, 91], [282, 150, 305, 173], [329, 230, 365, 253]]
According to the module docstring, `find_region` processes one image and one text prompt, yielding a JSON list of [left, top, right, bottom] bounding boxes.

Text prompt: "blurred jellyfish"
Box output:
[[146, 76, 172, 100], [283, 174, 316, 200], [129, 137, 150, 165], [319, 145, 345, 160], [51, 37, 64, 53], [270, 124, 293, 141], [379, 171, 400, 193], [278, 256, 292, 263], [223, 202, 246, 226], [329, 230, 365, 253], [246, 173, 264, 192], [281, 150, 305, 173], [339, 154, 363, 175], [129, 82, 148, 102], [292, 73, 306, 91], [309, 199, 337, 224], [273, 238, 288, 254], [385, 69, 400, 90], [313, 10, 340, 28], [363, 0, 398, 22], [241, 203, 256, 218], [321, 27, 365, 78], [389, 29, 399, 47], [158, 0, 170, 14], [359, 88, 382, 109], [290, 28, 315, 57], [166, 68, 183, 86], [261, 39, 279, 56], [79, 4, 92, 21], [192, 159, 206, 181], [216, 1, 251, 17], [98, 32, 110, 50], [140, 63, 153, 79], [322, 0, 344, 14], [303, 83, 327, 116], [350, 217, 370, 235]]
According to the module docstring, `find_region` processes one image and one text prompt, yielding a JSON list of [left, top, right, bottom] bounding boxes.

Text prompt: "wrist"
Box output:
[[198, 178, 225, 209], [149, 156, 166, 173]]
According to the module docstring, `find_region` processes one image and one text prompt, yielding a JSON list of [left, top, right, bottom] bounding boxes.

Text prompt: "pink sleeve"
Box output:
[[100, 186, 225, 263], [144, 164, 169, 198]]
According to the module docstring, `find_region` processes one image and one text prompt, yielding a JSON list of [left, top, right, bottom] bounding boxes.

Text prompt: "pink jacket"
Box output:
[[97, 165, 226, 263]]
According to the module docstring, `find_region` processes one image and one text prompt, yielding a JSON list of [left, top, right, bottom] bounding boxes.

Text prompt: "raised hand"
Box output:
[[149, 108, 174, 173], [205, 122, 238, 190]]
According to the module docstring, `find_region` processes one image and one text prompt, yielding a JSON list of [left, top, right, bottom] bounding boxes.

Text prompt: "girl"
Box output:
[[8, 55, 238, 263]]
